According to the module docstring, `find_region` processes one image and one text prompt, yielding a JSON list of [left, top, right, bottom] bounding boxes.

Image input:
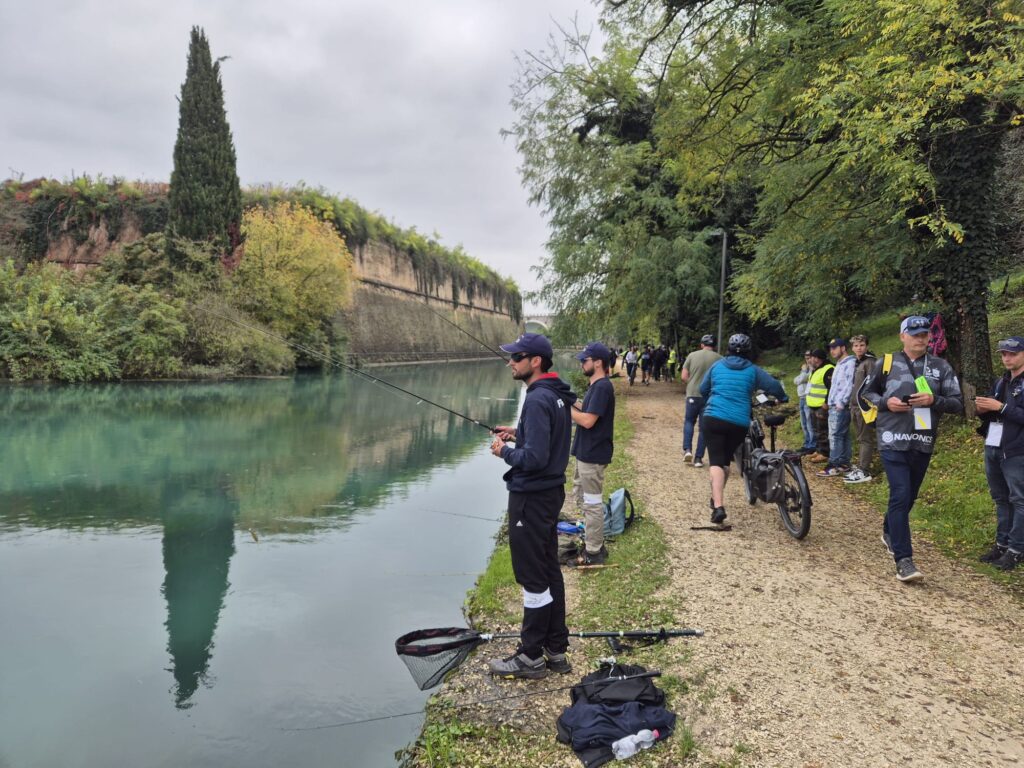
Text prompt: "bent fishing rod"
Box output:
[[192, 305, 497, 433]]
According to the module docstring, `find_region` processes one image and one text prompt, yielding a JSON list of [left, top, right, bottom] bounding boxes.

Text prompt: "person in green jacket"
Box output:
[[667, 347, 678, 380]]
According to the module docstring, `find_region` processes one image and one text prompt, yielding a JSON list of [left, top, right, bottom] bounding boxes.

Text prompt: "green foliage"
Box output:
[[166, 26, 242, 264], [231, 203, 354, 366], [510, 0, 1024, 378]]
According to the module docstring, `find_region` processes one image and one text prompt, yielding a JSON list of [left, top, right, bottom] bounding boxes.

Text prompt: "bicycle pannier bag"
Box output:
[[603, 488, 635, 537], [750, 449, 786, 504]]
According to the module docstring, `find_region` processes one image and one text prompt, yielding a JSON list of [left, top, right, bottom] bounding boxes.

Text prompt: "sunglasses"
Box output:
[[509, 352, 533, 363]]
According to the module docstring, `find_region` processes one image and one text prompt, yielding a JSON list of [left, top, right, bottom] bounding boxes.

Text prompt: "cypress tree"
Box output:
[[166, 26, 242, 265]]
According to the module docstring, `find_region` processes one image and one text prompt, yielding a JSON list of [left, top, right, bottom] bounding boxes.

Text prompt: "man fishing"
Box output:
[[489, 332, 577, 679]]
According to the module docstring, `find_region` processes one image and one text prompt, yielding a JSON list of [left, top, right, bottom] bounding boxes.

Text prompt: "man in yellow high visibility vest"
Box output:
[[805, 349, 833, 462]]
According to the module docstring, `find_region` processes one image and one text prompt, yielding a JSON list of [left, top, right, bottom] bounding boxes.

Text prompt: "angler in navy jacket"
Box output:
[[976, 336, 1024, 570], [488, 333, 578, 679]]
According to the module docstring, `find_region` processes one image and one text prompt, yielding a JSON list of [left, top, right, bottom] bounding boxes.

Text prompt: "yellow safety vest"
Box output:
[[806, 364, 834, 408]]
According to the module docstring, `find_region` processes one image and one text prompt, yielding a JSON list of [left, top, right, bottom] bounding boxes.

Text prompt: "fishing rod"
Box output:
[[280, 669, 662, 731], [191, 306, 497, 433], [421, 302, 509, 361]]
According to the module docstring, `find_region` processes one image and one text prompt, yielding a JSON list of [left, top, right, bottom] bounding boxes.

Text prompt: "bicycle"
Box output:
[[735, 394, 812, 539]]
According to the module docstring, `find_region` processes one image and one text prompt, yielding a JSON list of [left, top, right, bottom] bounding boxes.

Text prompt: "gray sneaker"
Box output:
[[993, 548, 1024, 572], [895, 557, 923, 582], [543, 648, 572, 674], [881, 532, 894, 556], [488, 652, 549, 679], [843, 468, 872, 484], [979, 543, 1008, 563]]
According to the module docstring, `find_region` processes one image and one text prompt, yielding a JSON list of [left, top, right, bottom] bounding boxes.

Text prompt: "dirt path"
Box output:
[[627, 380, 1024, 767]]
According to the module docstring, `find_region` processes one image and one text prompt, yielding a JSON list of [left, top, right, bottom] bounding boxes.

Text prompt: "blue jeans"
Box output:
[[984, 448, 1024, 553], [683, 396, 706, 460], [799, 397, 815, 450], [827, 406, 852, 468], [881, 449, 933, 562]]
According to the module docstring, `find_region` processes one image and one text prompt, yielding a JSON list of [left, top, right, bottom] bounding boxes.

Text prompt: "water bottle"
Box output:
[[611, 729, 659, 759]]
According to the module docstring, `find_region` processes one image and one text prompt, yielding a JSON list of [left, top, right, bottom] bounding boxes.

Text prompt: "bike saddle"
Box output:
[[764, 413, 787, 427]]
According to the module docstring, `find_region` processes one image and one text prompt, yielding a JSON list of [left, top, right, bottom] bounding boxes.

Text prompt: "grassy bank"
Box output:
[[760, 274, 1024, 593], [402, 387, 702, 767]]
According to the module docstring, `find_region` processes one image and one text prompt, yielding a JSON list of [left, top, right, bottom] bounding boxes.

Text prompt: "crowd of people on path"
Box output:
[[483, 320, 1024, 680]]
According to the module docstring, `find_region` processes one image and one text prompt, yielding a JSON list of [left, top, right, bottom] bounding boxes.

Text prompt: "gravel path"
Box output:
[[628, 380, 1024, 767]]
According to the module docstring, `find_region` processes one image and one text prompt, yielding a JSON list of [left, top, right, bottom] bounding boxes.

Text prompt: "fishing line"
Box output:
[[421, 303, 509, 361], [192, 306, 497, 432], [279, 670, 661, 732]]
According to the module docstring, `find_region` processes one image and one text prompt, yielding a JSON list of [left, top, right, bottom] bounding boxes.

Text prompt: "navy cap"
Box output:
[[997, 336, 1024, 353], [576, 341, 611, 362], [828, 337, 847, 348], [500, 332, 553, 358], [900, 316, 931, 335]]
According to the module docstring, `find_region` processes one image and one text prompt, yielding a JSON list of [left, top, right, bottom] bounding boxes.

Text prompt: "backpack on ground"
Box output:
[[856, 353, 893, 424], [603, 488, 635, 538]]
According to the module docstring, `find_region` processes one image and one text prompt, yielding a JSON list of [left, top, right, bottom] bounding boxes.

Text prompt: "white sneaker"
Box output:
[[693, 460, 705, 468], [683, 451, 693, 463], [844, 468, 872, 484]]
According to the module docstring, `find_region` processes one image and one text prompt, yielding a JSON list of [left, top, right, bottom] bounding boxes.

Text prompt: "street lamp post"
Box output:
[[708, 229, 728, 355]]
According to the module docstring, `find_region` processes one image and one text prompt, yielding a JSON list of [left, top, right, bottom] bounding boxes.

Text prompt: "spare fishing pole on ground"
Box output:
[[191, 305, 498, 433], [281, 668, 664, 732]]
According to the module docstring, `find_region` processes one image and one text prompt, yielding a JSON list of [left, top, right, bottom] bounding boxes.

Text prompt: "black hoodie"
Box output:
[[500, 373, 578, 492]]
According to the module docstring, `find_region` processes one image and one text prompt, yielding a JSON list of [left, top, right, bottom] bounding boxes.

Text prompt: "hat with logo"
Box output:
[[996, 336, 1024, 353], [576, 341, 611, 362], [900, 315, 931, 336], [500, 332, 553, 359], [828, 337, 847, 348]]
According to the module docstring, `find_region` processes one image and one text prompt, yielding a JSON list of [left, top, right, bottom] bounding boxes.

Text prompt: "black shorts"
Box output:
[[701, 415, 748, 468]]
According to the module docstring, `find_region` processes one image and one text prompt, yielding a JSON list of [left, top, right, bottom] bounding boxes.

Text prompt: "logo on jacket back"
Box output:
[[882, 430, 932, 445], [557, 400, 564, 408]]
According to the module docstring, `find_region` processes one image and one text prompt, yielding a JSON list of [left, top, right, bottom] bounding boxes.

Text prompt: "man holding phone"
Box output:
[[862, 315, 964, 582]]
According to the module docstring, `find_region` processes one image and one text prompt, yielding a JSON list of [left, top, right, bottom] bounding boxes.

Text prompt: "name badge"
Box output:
[[913, 407, 932, 430], [986, 422, 1004, 448]]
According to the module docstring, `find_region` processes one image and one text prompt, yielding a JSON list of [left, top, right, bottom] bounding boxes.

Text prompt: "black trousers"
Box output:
[[508, 486, 569, 658]]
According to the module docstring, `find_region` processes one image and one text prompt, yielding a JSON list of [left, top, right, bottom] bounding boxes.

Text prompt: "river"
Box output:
[[0, 361, 522, 768]]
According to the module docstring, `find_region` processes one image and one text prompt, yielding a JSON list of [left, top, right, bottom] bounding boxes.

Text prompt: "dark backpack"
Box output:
[[750, 449, 786, 503]]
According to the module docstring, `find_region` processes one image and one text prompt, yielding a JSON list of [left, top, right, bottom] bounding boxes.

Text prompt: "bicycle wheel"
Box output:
[[776, 460, 812, 539]]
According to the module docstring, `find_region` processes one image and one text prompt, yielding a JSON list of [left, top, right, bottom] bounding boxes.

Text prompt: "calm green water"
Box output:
[[0, 362, 522, 768]]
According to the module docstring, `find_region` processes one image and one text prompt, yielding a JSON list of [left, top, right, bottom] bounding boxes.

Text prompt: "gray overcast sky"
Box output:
[[0, 0, 601, 313]]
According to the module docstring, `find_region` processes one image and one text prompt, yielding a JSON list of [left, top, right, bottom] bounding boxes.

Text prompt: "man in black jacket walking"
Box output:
[[976, 335, 1024, 571], [489, 333, 577, 679]]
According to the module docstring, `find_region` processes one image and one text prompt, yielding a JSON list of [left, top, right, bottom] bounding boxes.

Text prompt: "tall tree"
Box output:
[[166, 26, 242, 266]]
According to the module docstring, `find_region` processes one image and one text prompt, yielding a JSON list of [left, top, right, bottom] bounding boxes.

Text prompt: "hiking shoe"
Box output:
[[881, 532, 894, 556], [693, 460, 705, 468], [543, 648, 572, 674], [895, 557, 923, 583], [488, 653, 549, 679], [979, 543, 1007, 563], [683, 451, 693, 463], [567, 546, 608, 567], [710, 506, 727, 524], [816, 466, 843, 478], [993, 548, 1024, 571], [844, 468, 872, 484], [809, 452, 829, 463]]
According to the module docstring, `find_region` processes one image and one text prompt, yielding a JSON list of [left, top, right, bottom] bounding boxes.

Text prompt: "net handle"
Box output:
[[480, 627, 703, 641]]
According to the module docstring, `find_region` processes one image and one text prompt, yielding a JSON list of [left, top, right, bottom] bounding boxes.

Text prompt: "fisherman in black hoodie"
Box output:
[[489, 333, 578, 679]]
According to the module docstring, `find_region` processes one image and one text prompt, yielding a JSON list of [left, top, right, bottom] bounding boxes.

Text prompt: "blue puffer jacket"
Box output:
[[700, 356, 788, 428]]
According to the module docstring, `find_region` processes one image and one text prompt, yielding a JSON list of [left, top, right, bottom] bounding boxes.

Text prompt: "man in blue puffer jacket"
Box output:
[[700, 333, 788, 525]]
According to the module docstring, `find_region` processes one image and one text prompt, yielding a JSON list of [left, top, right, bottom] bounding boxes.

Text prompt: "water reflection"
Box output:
[[0, 362, 518, 712]]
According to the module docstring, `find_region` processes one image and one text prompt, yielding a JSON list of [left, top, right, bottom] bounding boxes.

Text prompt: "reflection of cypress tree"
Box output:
[[161, 489, 236, 708]]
